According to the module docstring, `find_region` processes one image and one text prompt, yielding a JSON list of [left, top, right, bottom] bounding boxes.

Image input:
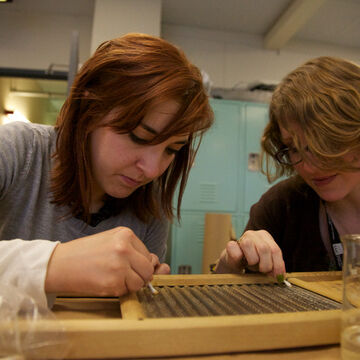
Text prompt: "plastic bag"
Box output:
[[0, 283, 69, 359]]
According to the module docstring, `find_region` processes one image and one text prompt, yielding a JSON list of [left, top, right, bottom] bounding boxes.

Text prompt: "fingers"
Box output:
[[112, 229, 172, 289], [149, 253, 171, 274], [150, 253, 160, 270], [239, 231, 267, 270], [124, 269, 150, 293], [214, 242, 246, 274], [215, 230, 286, 276], [154, 262, 171, 274], [114, 227, 152, 261], [238, 230, 286, 277], [270, 247, 286, 277], [45, 227, 170, 297], [121, 243, 154, 283], [225, 241, 245, 269]]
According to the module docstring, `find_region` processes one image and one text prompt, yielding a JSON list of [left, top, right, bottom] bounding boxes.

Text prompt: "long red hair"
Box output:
[[51, 33, 213, 223]]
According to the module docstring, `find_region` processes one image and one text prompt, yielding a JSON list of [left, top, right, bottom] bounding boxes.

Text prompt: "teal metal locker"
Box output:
[[178, 100, 242, 212], [171, 212, 205, 275], [243, 103, 270, 212], [170, 99, 271, 274]]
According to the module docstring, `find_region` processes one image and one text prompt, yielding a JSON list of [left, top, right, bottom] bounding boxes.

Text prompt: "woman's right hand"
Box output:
[[214, 230, 286, 277], [45, 226, 164, 296]]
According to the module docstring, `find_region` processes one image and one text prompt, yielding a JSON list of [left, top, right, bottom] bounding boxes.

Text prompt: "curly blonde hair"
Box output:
[[262, 56, 360, 181]]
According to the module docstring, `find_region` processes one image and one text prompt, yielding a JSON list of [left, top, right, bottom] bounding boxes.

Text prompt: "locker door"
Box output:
[[178, 100, 241, 212], [243, 103, 270, 212], [171, 213, 205, 274]]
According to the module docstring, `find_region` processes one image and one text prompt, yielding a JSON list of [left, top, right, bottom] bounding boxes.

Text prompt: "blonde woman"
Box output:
[[215, 56, 360, 277]]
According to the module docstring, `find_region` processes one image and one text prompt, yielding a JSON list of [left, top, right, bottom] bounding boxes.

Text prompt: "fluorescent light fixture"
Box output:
[[0, 0, 13, 3]]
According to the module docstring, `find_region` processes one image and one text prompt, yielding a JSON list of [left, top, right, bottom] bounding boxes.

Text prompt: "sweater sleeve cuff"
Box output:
[[0, 239, 59, 308]]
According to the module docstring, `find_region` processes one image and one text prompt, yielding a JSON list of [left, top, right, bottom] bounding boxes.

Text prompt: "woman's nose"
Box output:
[[300, 156, 320, 173], [136, 149, 165, 179]]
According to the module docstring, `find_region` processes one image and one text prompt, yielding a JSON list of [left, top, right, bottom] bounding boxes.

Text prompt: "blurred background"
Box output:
[[1, 0, 359, 125]]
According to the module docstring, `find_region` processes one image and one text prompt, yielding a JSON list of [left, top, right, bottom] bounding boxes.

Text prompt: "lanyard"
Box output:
[[324, 209, 343, 270]]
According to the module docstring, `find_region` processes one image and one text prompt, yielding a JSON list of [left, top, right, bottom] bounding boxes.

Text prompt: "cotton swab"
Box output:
[[147, 282, 159, 295], [277, 274, 292, 288]]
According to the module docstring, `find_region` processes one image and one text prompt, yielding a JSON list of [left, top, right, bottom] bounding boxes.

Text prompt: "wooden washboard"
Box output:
[[47, 272, 342, 358]]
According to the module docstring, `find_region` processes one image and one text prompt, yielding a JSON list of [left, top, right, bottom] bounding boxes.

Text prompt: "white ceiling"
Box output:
[[163, 0, 292, 36], [4, 0, 95, 16], [161, 0, 360, 49], [3, 0, 360, 49], [4, 0, 360, 49]]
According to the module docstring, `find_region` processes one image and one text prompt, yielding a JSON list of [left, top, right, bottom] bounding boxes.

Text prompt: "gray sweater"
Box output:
[[0, 121, 168, 306]]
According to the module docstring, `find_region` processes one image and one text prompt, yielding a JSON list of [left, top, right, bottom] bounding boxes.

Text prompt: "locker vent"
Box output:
[[199, 183, 217, 203], [194, 222, 204, 244]]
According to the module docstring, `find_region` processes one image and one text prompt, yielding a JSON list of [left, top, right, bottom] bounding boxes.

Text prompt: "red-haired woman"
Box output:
[[0, 33, 213, 307]]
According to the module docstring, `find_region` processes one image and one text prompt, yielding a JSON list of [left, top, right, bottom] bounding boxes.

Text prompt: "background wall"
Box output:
[[163, 24, 360, 89], [0, 5, 93, 70], [1, 0, 360, 89]]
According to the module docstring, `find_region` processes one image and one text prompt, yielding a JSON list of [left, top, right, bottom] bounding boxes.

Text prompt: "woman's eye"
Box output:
[[288, 146, 299, 154], [130, 132, 183, 155], [129, 132, 149, 145], [166, 147, 180, 155]]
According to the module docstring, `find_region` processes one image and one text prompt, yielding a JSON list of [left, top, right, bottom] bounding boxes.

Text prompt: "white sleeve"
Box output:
[[0, 239, 59, 308]]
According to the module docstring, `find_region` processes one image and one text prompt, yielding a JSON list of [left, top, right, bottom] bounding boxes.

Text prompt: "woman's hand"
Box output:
[[45, 226, 169, 296], [150, 253, 171, 274], [214, 230, 286, 277]]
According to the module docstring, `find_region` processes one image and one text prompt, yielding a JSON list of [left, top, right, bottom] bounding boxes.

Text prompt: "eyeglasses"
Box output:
[[275, 147, 304, 166]]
